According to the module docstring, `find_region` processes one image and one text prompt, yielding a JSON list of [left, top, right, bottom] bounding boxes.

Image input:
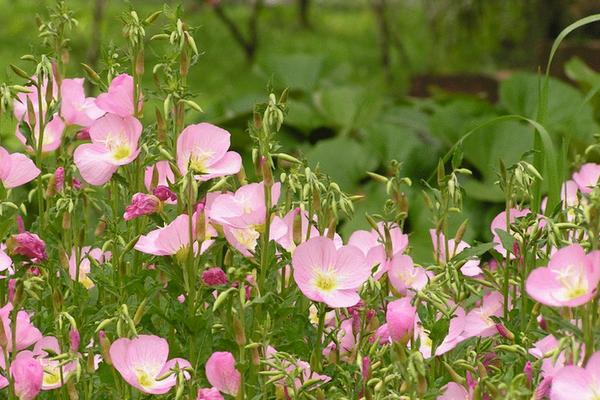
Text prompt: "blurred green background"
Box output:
[[2, 0, 600, 258]]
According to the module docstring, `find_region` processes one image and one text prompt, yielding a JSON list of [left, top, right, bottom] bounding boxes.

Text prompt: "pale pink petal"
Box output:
[[2, 153, 40, 188], [74, 143, 117, 185]]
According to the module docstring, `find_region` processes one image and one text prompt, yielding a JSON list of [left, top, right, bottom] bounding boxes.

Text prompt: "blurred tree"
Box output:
[[208, 0, 264, 62]]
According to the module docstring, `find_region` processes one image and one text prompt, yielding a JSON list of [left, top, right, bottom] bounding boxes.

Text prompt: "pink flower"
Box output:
[[10, 350, 43, 400], [16, 113, 65, 153], [205, 351, 241, 396], [176, 123, 241, 181], [348, 223, 409, 279], [526, 244, 600, 307], [8, 232, 47, 263], [210, 182, 280, 228], [202, 267, 228, 286], [197, 387, 224, 400], [73, 113, 142, 185], [490, 208, 543, 258], [144, 161, 176, 190], [550, 351, 600, 400], [436, 306, 467, 355], [573, 163, 600, 194], [95, 74, 137, 117], [323, 318, 356, 361], [292, 236, 370, 308], [110, 335, 191, 394], [529, 335, 565, 377], [69, 247, 110, 289], [387, 254, 429, 295], [33, 336, 77, 390], [123, 193, 160, 221], [13, 73, 57, 121], [430, 229, 482, 276], [135, 214, 195, 257], [60, 78, 104, 126], [462, 292, 504, 339], [0, 146, 40, 189], [438, 382, 471, 400], [386, 297, 416, 344], [0, 303, 42, 351]]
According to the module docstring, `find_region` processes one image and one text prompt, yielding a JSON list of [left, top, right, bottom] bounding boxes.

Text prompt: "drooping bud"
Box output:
[[69, 328, 81, 352], [54, 167, 65, 192], [153, 185, 177, 202], [98, 331, 112, 365], [495, 324, 515, 341]]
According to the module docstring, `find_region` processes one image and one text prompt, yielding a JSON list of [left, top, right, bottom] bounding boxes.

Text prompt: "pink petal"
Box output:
[[73, 143, 117, 185]]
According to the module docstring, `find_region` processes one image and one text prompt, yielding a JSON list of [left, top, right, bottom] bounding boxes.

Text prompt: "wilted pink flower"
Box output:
[[292, 236, 370, 308], [110, 335, 191, 394], [205, 351, 241, 396], [462, 291, 504, 339], [202, 267, 228, 286], [72, 177, 82, 190], [430, 229, 482, 276], [10, 350, 43, 399], [69, 328, 80, 353], [526, 244, 600, 307], [177, 294, 186, 303], [387, 254, 429, 295], [0, 303, 42, 352], [124, 193, 160, 221], [74, 113, 142, 185], [95, 74, 137, 117], [60, 78, 104, 126], [176, 123, 241, 181], [550, 351, 600, 400], [0, 146, 40, 189], [69, 247, 110, 289], [386, 297, 416, 344], [197, 387, 224, 400], [33, 336, 77, 390], [573, 163, 600, 194], [8, 232, 47, 263], [16, 113, 65, 153], [438, 382, 471, 400], [153, 185, 177, 202]]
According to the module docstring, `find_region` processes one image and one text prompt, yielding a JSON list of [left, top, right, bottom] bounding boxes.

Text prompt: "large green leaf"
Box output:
[[306, 137, 377, 190]]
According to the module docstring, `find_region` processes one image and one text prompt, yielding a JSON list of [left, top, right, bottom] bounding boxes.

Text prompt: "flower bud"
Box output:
[[69, 328, 80, 352], [8, 232, 47, 263], [202, 267, 228, 286], [98, 331, 112, 365], [153, 185, 177, 202]]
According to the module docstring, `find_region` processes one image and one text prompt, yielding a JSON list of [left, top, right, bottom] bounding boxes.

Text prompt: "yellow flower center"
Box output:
[[112, 145, 132, 161], [136, 369, 154, 388], [232, 227, 260, 251], [554, 265, 588, 301], [43, 368, 61, 386], [314, 271, 337, 292], [189, 149, 214, 174]]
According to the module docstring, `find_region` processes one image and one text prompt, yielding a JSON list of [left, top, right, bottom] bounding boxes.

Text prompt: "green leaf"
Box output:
[[451, 242, 494, 263], [494, 228, 515, 253], [306, 137, 378, 190]]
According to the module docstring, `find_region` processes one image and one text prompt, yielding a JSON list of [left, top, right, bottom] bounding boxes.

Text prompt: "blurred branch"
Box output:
[[86, 0, 106, 89], [370, 0, 391, 82], [210, 0, 263, 62], [298, 0, 311, 29]]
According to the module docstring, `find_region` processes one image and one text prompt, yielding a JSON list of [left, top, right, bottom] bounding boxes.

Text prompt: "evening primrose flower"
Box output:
[[550, 351, 600, 400], [386, 297, 416, 344], [205, 352, 241, 396], [95, 73, 137, 117], [176, 123, 241, 181], [0, 146, 40, 189], [292, 236, 370, 308], [525, 244, 600, 307], [60, 78, 104, 127], [33, 336, 77, 390], [109, 335, 191, 395], [73, 113, 142, 185], [572, 163, 600, 194], [387, 254, 429, 295]]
